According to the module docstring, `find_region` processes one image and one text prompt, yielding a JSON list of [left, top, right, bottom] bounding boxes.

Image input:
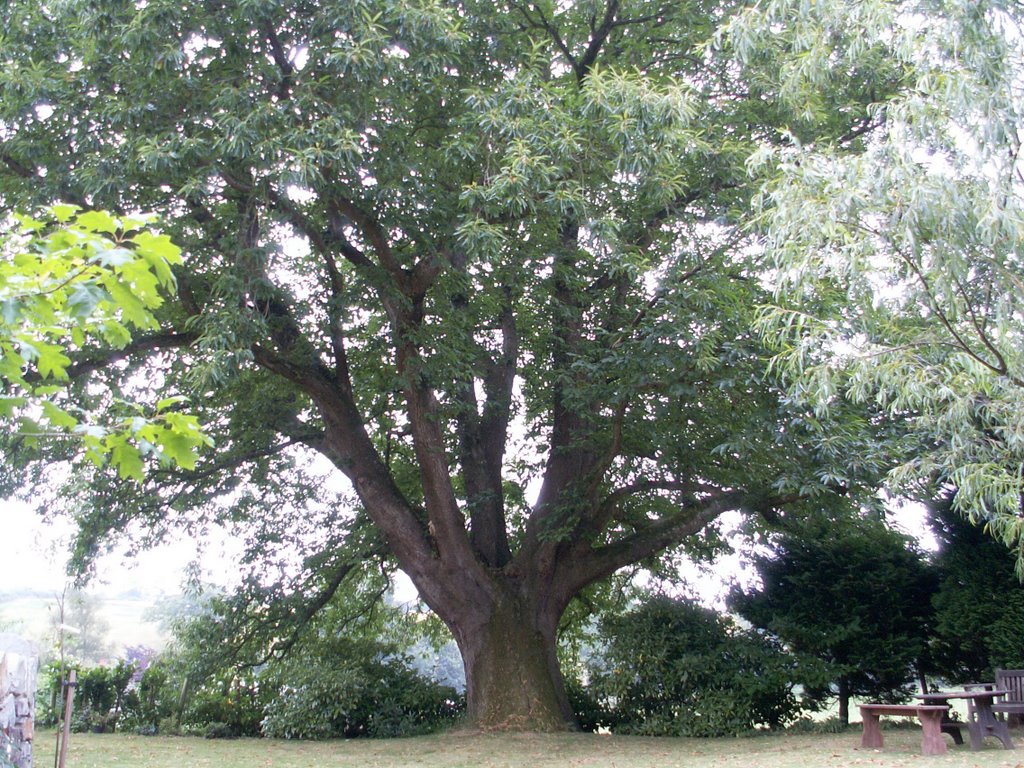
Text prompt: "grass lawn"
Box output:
[[32, 728, 1024, 768]]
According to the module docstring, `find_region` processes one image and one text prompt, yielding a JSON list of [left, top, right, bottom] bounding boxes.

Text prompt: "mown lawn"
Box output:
[[32, 728, 1024, 768]]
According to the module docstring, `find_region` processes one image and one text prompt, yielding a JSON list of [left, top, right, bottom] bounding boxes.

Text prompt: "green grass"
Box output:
[[31, 728, 1024, 768]]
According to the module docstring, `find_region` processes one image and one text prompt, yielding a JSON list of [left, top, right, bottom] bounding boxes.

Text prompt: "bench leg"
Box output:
[[993, 720, 1015, 750], [861, 713, 883, 749], [919, 710, 948, 756]]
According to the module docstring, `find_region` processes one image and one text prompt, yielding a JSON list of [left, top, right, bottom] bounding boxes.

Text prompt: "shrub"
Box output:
[[182, 669, 269, 737], [261, 640, 463, 739], [586, 597, 817, 737]]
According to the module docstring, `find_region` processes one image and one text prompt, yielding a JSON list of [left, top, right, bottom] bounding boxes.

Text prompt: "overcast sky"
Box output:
[[3, 497, 230, 597], [4, 492, 934, 605]]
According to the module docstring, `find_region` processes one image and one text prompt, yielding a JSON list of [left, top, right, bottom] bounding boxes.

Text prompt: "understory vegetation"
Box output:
[[42, 500, 1024, 741]]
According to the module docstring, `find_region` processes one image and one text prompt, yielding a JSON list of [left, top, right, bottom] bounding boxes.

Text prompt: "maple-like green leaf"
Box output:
[[41, 400, 78, 429], [110, 439, 145, 481], [0, 207, 208, 479]]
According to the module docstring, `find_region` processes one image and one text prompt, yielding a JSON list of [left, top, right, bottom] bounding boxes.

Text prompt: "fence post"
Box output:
[[56, 671, 75, 768]]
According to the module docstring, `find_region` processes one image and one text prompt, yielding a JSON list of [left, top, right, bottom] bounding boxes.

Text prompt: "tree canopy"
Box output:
[[749, 0, 1024, 562], [928, 494, 1024, 681], [0, 0, 1014, 730], [729, 514, 938, 725]]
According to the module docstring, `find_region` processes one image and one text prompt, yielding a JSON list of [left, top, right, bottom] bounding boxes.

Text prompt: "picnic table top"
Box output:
[[914, 689, 1010, 702]]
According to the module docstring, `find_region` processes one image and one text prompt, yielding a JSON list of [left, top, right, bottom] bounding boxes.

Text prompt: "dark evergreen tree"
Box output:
[[929, 495, 1024, 683], [729, 515, 938, 725]]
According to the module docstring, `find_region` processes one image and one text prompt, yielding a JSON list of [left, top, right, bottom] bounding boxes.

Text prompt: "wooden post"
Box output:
[[57, 671, 76, 768]]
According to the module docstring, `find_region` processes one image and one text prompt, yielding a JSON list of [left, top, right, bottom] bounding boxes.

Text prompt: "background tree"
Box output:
[[743, 0, 1024, 562], [929, 494, 1024, 683], [729, 515, 938, 725], [48, 589, 114, 666], [0, 0, 930, 729]]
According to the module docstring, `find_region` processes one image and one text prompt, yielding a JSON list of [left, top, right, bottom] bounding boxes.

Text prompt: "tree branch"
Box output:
[[259, 20, 295, 101], [575, 0, 620, 81], [63, 331, 198, 380]]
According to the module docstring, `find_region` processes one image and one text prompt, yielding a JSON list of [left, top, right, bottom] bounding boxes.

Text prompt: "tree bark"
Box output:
[[445, 582, 573, 731], [838, 677, 850, 726]]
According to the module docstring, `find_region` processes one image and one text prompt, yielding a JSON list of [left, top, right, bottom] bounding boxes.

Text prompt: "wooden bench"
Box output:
[[859, 704, 951, 755], [992, 669, 1024, 725]]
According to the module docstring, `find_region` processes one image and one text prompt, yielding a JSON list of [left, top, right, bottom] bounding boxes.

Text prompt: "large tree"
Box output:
[[0, 0, 901, 729], [929, 494, 1024, 682]]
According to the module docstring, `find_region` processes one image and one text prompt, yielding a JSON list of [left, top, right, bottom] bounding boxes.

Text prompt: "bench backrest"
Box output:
[[995, 669, 1024, 703]]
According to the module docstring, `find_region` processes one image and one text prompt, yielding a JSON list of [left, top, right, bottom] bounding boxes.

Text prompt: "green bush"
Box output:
[[123, 661, 175, 732], [38, 660, 137, 733], [262, 640, 463, 739], [182, 669, 269, 737], [586, 597, 817, 737]]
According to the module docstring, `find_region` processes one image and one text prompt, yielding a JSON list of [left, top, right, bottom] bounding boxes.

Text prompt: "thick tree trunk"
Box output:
[[445, 588, 574, 731]]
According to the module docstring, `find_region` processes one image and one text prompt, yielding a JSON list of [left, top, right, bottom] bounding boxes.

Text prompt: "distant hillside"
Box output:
[[0, 590, 170, 658]]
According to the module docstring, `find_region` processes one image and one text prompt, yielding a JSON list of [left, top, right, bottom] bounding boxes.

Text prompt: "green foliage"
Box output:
[[72, 660, 137, 733], [0, 207, 210, 479], [585, 597, 815, 737], [0, 0, 893, 578], [181, 668, 270, 738], [38, 659, 137, 733], [928, 494, 1024, 682], [742, 0, 1024, 563], [729, 515, 937, 720], [261, 638, 463, 739], [131, 572, 463, 739], [0, 0, 997, 728], [126, 659, 176, 732]]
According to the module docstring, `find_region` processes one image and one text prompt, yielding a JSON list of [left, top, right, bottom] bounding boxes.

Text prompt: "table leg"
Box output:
[[861, 713, 883, 749], [919, 710, 949, 756], [970, 703, 1016, 750]]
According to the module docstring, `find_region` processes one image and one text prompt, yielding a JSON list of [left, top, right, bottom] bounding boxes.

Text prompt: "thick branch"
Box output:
[[453, 279, 517, 568], [259, 20, 295, 101], [575, 0, 620, 81], [329, 196, 401, 276], [0, 151, 34, 179], [398, 338, 481, 573], [559, 490, 746, 596], [63, 331, 198, 380]]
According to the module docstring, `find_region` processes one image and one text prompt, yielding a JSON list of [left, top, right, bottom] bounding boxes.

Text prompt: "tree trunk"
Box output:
[[838, 677, 850, 726], [445, 588, 574, 731]]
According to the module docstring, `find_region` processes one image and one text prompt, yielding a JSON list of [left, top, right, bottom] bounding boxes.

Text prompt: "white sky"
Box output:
[[3, 492, 936, 604], [1, 497, 232, 598]]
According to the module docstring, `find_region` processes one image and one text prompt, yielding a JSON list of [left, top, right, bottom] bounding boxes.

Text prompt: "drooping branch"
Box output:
[[264, 541, 389, 661], [887, 233, 1024, 387]]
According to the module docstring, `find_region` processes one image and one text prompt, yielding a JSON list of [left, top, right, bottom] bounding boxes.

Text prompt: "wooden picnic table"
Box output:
[[915, 689, 1015, 751]]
